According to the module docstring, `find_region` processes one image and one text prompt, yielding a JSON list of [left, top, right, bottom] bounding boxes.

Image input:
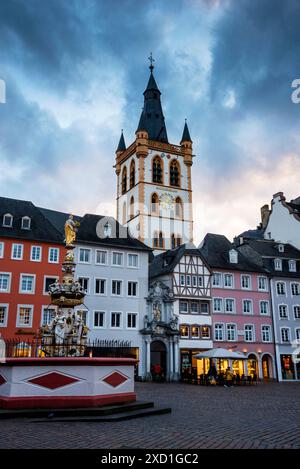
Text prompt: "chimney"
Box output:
[[260, 204, 270, 229]]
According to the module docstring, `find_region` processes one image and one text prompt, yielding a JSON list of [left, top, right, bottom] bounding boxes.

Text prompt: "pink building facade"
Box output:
[[200, 234, 277, 380]]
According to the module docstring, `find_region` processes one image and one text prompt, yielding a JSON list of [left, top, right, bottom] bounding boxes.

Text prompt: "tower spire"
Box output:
[[116, 130, 126, 152], [180, 119, 192, 144], [136, 56, 168, 143]]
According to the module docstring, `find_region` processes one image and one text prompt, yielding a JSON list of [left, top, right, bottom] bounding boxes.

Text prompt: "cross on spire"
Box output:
[[148, 52, 155, 72]]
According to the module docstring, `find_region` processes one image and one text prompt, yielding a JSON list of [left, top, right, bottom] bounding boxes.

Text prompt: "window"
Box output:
[[96, 250, 107, 265], [3, 213, 13, 227], [175, 197, 183, 218], [274, 259, 282, 271], [94, 311, 105, 328], [44, 277, 58, 294], [279, 305, 288, 319], [244, 325, 254, 342], [191, 325, 200, 339], [294, 306, 300, 319], [152, 156, 163, 184], [179, 301, 188, 313], [122, 201, 127, 224], [296, 329, 300, 341], [0, 242, 4, 258], [227, 324, 237, 341], [225, 298, 235, 313], [224, 274, 233, 288], [48, 247, 59, 263], [190, 302, 199, 314], [243, 300, 253, 315], [192, 276, 197, 287], [180, 325, 189, 338], [130, 196, 135, 219], [41, 307, 55, 326], [258, 276, 267, 291], [17, 306, 33, 327], [95, 279, 106, 295], [213, 298, 223, 312], [180, 275, 185, 286], [289, 260, 297, 272], [0, 305, 8, 327], [79, 248, 91, 264], [186, 275, 191, 287], [278, 244, 284, 253], [200, 303, 209, 314], [151, 193, 159, 214], [21, 216, 31, 230], [291, 283, 300, 296], [121, 166, 127, 194], [170, 159, 180, 187], [104, 222, 112, 237], [171, 233, 176, 249], [128, 281, 138, 297], [281, 328, 290, 343], [78, 277, 89, 294], [111, 312, 122, 328], [11, 243, 23, 260], [20, 275, 35, 294], [127, 313, 137, 329], [241, 275, 251, 290], [262, 325, 271, 343], [202, 326, 210, 339], [30, 246, 42, 262], [198, 276, 203, 287], [214, 324, 224, 341], [229, 249, 238, 264], [112, 280, 122, 296], [276, 282, 286, 295], [128, 253, 138, 268], [112, 252, 123, 266], [0, 273, 10, 292], [212, 273, 222, 287], [130, 160, 135, 188], [260, 301, 269, 315]]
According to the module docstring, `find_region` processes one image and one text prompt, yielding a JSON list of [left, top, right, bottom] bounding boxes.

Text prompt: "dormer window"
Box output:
[[274, 258, 282, 271], [229, 249, 238, 264], [278, 244, 284, 253], [289, 260, 297, 272], [21, 216, 31, 230], [104, 222, 112, 238], [3, 213, 13, 227]]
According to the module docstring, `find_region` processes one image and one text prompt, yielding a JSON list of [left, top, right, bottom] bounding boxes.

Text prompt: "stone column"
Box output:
[[146, 338, 151, 380], [169, 339, 174, 381], [174, 338, 180, 381]]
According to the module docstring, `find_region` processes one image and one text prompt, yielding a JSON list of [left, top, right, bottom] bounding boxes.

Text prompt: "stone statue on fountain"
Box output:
[[40, 215, 89, 356]]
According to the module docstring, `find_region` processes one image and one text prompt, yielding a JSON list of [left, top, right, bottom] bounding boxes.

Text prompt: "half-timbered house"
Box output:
[[147, 244, 212, 380]]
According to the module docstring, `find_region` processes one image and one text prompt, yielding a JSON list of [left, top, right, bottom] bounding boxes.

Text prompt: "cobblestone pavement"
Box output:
[[1, 382, 300, 449]]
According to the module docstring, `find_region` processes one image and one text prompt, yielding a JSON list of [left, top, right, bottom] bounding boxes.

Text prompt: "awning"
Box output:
[[195, 348, 247, 360]]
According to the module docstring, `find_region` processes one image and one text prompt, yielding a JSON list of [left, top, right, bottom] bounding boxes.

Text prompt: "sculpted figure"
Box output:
[[64, 214, 80, 247]]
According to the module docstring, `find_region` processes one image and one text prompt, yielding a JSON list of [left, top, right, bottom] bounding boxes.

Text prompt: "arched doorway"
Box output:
[[150, 341, 167, 380], [247, 354, 258, 379], [262, 354, 273, 380]]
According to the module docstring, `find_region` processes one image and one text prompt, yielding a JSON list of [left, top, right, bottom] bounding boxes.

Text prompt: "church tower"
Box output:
[[115, 58, 194, 253]]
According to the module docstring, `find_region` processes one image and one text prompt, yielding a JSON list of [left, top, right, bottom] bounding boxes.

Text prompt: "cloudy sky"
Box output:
[[0, 0, 300, 244]]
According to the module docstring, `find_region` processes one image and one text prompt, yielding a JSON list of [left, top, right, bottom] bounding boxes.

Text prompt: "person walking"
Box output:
[[225, 367, 234, 387]]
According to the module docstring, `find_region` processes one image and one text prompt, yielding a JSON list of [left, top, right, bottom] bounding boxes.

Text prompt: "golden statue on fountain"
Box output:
[[40, 214, 89, 356]]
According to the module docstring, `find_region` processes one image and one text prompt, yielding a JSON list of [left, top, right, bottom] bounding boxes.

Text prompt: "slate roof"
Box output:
[[136, 70, 168, 143], [199, 233, 266, 273], [116, 131, 126, 152], [180, 121, 192, 143], [235, 227, 265, 240], [0, 196, 63, 244], [149, 244, 210, 279], [40, 208, 151, 252]]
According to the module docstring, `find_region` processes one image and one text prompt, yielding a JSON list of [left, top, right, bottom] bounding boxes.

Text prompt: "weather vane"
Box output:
[[148, 52, 155, 72]]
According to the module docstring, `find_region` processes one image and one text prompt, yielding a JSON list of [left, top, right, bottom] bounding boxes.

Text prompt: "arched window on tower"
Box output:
[[153, 231, 164, 249], [171, 234, 182, 249], [170, 160, 180, 187], [130, 196, 135, 219], [122, 201, 127, 224], [151, 193, 159, 214], [130, 160, 135, 189], [152, 156, 163, 184], [121, 167, 127, 194], [175, 197, 183, 219]]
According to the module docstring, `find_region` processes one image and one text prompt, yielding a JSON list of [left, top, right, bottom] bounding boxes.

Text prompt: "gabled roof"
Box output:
[[238, 238, 300, 278], [0, 197, 63, 244], [149, 244, 210, 279], [200, 233, 266, 273]]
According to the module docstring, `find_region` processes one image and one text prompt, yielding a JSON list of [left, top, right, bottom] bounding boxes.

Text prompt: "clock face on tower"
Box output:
[[159, 193, 175, 210]]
